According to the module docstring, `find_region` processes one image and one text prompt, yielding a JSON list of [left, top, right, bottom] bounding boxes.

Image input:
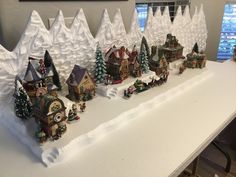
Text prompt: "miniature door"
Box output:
[[120, 61, 129, 80], [51, 124, 59, 136]]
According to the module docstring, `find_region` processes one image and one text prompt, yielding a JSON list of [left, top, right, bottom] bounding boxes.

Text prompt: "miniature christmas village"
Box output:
[[0, 6, 210, 167], [13, 32, 208, 144]]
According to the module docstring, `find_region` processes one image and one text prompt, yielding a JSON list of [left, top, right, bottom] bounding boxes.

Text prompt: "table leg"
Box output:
[[212, 141, 231, 173], [183, 156, 201, 177]]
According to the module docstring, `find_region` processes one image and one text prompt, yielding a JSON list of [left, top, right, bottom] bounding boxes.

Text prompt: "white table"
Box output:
[[1, 61, 236, 177]]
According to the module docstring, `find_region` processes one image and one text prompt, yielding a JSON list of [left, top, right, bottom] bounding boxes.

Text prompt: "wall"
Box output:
[[190, 0, 226, 60], [0, 0, 135, 51]]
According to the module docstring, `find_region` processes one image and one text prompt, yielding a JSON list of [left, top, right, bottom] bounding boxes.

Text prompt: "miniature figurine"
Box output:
[[134, 79, 149, 93], [35, 125, 47, 144], [179, 64, 186, 74], [67, 106, 80, 123], [123, 85, 136, 99], [66, 65, 96, 101], [79, 102, 86, 113]]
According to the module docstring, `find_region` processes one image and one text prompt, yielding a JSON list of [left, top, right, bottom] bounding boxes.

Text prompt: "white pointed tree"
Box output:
[[182, 5, 194, 55], [162, 6, 172, 44], [171, 6, 183, 38], [144, 7, 155, 47], [70, 8, 96, 73], [190, 6, 199, 51], [127, 9, 143, 50], [196, 4, 208, 52], [153, 7, 163, 46], [95, 9, 116, 52], [113, 9, 128, 47]]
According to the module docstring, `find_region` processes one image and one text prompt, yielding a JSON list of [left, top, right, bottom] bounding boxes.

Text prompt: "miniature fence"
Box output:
[[0, 5, 207, 101]]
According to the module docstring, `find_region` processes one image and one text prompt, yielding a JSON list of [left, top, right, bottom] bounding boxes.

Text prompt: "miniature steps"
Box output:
[[42, 147, 61, 167], [107, 88, 118, 99]]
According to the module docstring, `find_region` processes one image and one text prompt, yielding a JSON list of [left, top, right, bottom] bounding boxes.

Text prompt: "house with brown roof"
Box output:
[[66, 65, 96, 101]]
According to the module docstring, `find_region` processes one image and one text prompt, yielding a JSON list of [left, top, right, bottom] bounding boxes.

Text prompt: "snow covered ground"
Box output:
[[96, 71, 156, 99], [0, 68, 213, 168]]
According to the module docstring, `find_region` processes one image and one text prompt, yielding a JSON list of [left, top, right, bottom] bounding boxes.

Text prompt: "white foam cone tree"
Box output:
[[95, 9, 116, 53], [113, 9, 128, 47], [127, 9, 143, 50], [144, 7, 155, 47], [153, 7, 163, 46]]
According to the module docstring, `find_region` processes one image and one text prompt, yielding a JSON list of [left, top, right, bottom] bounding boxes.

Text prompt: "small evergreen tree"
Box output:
[[141, 36, 150, 58], [67, 109, 75, 122], [94, 44, 107, 84], [44, 50, 62, 90], [192, 43, 199, 53], [14, 81, 32, 120], [139, 44, 149, 73]]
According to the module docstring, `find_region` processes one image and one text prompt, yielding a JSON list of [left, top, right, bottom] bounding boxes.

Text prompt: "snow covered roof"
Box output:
[[24, 56, 55, 82], [24, 61, 42, 82], [106, 46, 130, 63], [45, 66, 54, 77], [34, 94, 65, 116], [66, 65, 92, 87]]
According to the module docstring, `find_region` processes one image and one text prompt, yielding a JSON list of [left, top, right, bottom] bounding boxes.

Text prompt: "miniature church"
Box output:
[[158, 34, 184, 62], [149, 46, 168, 75], [22, 51, 61, 102]]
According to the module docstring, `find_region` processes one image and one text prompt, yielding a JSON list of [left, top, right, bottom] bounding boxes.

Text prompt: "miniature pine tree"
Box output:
[[44, 50, 62, 90], [94, 44, 107, 84], [14, 81, 32, 120], [139, 44, 149, 73], [141, 36, 150, 57], [192, 43, 199, 53], [67, 109, 75, 121]]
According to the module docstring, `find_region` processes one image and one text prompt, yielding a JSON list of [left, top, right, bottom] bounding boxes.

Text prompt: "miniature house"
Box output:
[[127, 46, 142, 77], [34, 94, 67, 139], [158, 34, 184, 62], [66, 65, 96, 101], [23, 57, 58, 101], [184, 52, 207, 68], [149, 46, 168, 75], [105, 46, 129, 81]]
